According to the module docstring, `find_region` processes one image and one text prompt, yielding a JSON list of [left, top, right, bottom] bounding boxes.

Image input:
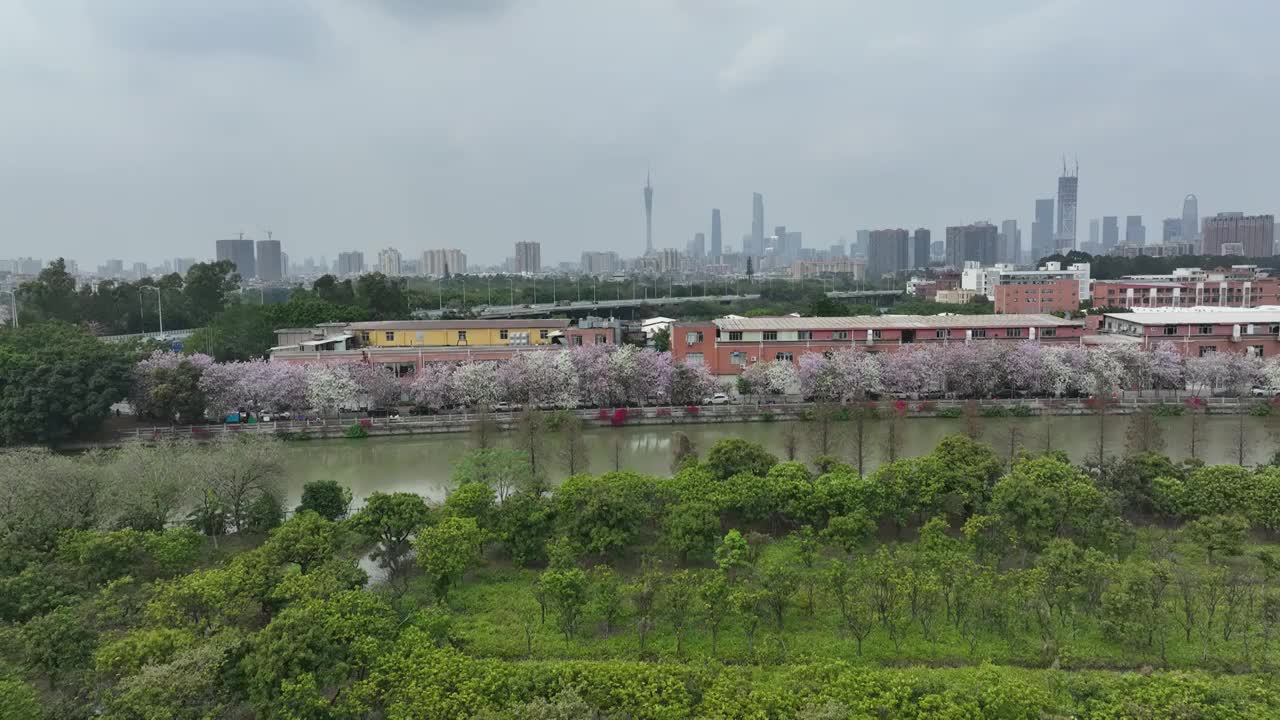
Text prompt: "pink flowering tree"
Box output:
[[1004, 343, 1047, 396], [570, 344, 614, 407], [497, 351, 579, 407], [199, 359, 307, 416], [131, 350, 215, 418], [350, 363, 406, 409], [740, 359, 798, 395], [1081, 347, 1128, 398], [879, 346, 939, 397], [1042, 346, 1087, 398], [450, 361, 500, 409], [828, 348, 883, 400], [938, 343, 1005, 398], [1150, 342, 1185, 396], [305, 364, 360, 415], [409, 363, 460, 411], [670, 360, 718, 405], [632, 348, 675, 405]]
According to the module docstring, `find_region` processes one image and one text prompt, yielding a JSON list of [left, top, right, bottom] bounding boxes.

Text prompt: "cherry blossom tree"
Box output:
[[1080, 347, 1128, 398], [1150, 342, 1185, 396], [570, 344, 614, 408], [1004, 343, 1047, 396], [350, 362, 406, 409], [938, 343, 1005, 398], [305, 364, 360, 414], [497, 351, 580, 408], [740, 359, 797, 395], [670, 360, 718, 405], [410, 363, 460, 411], [879, 346, 939, 397], [450, 361, 500, 409], [200, 359, 308, 416]]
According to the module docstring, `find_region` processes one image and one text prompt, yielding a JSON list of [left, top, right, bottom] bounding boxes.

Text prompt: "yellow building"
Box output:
[[347, 320, 570, 348]]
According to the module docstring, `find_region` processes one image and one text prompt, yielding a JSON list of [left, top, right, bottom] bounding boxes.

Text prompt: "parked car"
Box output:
[[703, 393, 732, 405], [1251, 386, 1279, 397], [492, 402, 522, 412]]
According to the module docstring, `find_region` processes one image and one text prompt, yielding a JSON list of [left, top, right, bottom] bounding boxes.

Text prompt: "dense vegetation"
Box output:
[[5, 431, 1280, 718]]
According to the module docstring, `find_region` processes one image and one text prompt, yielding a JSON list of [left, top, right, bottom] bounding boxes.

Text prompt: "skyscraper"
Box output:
[[337, 251, 364, 276], [377, 247, 402, 277], [422, 249, 467, 277], [1088, 219, 1100, 249], [1129, 217, 1147, 246], [867, 229, 910, 278], [215, 235, 255, 280], [1055, 160, 1078, 252], [1000, 220, 1020, 263], [945, 223, 998, 267], [515, 241, 541, 273], [687, 233, 706, 262], [1162, 218, 1183, 243], [912, 229, 931, 269], [1182, 194, 1199, 252], [710, 209, 722, 260], [1031, 199, 1054, 260], [256, 234, 283, 281], [643, 170, 654, 256], [1102, 216, 1119, 248], [854, 229, 871, 258], [750, 193, 764, 256]]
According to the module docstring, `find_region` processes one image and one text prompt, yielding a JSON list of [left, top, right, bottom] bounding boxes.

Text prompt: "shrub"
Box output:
[[1250, 403, 1272, 417], [344, 423, 369, 439], [979, 405, 1008, 418], [1008, 405, 1034, 417], [937, 406, 962, 418], [298, 480, 353, 521], [761, 412, 777, 423], [1152, 403, 1185, 417]]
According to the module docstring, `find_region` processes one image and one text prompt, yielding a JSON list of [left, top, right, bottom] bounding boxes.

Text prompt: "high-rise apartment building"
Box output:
[[867, 229, 910, 278], [1055, 161, 1078, 252], [853, 229, 871, 258], [215, 236, 256, 280], [1125, 216, 1146, 246], [1088, 219, 1100, 248], [515, 241, 541, 274], [581, 251, 619, 274], [422, 249, 467, 277], [131, 262, 148, 280], [337, 251, 364, 276], [1162, 218, 1183, 243], [912, 229, 931, 269], [945, 222, 999, 267], [658, 248, 681, 273], [750, 193, 764, 256], [1202, 213, 1275, 257], [1000, 220, 1020, 263], [687, 233, 706, 262], [172, 258, 196, 275], [378, 248, 402, 277], [1031, 199, 1055, 260], [104, 259, 125, 278], [710, 209, 722, 260], [1102, 216, 1119, 248], [256, 236, 283, 281]]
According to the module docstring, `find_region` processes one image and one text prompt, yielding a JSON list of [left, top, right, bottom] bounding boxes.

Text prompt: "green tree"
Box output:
[[297, 479, 352, 521], [540, 567, 589, 640], [704, 438, 778, 481], [664, 569, 698, 657], [355, 272, 409, 319], [1182, 465, 1260, 519], [140, 360, 208, 423], [493, 491, 555, 567], [452, 448, 534, 501], [698, 571, 732, 655], [17, 258, 79, 323], [553, 472, 657, 558], [262, 512, 340, 573], [0, 679, 40, 720], [443, 483, 497, 529], [714, 529, 753, 582], [651, 326, 671, 352], [757, 558, 799, 630], [988, 455, 1107, 553], [661, 501, 721, 564], [181, 260, 240, 325], [1185, 514, 1249, 563], [822, 512, 876, 555], [352, 491, 432, 549], [21, 606, 95, 688], [185, 304, 275, 361], [415, 516, 486, 603], [245, 491, 285, 533], [827, 560, 875, 655], [0, 323, 133, 445]]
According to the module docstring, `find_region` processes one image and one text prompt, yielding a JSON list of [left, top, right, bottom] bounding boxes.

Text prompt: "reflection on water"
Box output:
[[279, 415, 1280, 511]]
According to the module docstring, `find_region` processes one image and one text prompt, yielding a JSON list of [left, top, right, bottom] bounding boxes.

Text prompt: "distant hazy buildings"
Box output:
[[1032, 199, 1055, 260], [643, 171, 654, 256], [422, 249, 467, 277], [710, 209, 722, 260], [377, 248, 402, 277], [1202, 213, 1276, 256], [750, 193, 765, 256], [853, 229, 871, 258], [867, 229, 909, 278], [1088, 219, 1100, 248], [1182, 194, 1200, 252], [1162, 218, 1183, 243], [515, 241, 541, 274], [1055, 162, 1078, 252], [1000, 220, 1020, 264], [1125, 216, 1146, 246], [256, 237, 283, 282], [216, 236, 256, 280], [131, 262, 148, 280], [946, 222, 998, 267], [104, 259, 125, 278], [172, 257, 196, 276], [581, 251, 619, 274], [337, 251, 364, 276], [912, 229, 931, 269], [1102, 216, 1119, 249]]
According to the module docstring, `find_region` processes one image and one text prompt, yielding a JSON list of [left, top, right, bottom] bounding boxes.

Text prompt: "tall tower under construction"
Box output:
[[1055, 158, 1078, 252]]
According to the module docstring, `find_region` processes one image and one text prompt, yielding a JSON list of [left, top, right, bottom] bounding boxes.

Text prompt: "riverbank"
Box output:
[[97, 395, 1266, 447]]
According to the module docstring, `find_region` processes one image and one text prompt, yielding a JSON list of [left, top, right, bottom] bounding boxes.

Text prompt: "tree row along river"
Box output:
[[278, 415, 1277, 510]]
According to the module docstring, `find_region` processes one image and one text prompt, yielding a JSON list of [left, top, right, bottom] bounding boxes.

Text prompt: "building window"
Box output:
[[1270, 324, 1279, 335], [1251, 346, 1264, 357], [763, 331, 778, 341], [798, 331, 812, 340], [540, 329, 549, 340], [573, 335, 583, 346], [385, 331, 395, 342], [1163, 326, 1178, 336], [775, 352, 794, 361], [1041, 328, 1056, 338], [686, 352, 704, 365], [687, 331, 703, 343], [972, 329, 987, 338], [595, 335, 607, 344], [1007, 328, 1023, 338], [416, 331, 424, 342], [730, 351, 747, 366], [359, 331, 370, 343], [457, 330, 467, 342], [500, 329, 509, 340], [1199, 346, 1217, 356], [871, 330, 883, 340], [935, 329, 947, 339], [1197, 325, 1213, 335], [834, 331, 850, 340], [728, 331, 743, 341]]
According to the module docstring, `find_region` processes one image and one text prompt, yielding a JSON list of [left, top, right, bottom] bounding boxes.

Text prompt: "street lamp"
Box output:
[[0, 290, 16, 329], [140, 286, 164, 336]]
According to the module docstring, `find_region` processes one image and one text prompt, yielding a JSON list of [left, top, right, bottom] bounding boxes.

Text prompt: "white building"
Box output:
[[378, 247, 402, 277], [962, 260, 1091, 301], [421, 249, 467, 277]]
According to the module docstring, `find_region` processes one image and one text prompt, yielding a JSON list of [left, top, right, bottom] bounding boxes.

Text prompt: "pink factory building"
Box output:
[[1099, 310, 1280, 358]]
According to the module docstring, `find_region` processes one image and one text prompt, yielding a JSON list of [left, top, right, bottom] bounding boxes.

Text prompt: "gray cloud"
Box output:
[[1, 0, 1278, 270]]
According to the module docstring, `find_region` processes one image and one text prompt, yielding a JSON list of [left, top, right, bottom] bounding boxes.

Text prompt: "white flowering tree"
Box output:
[[450, 361, 500, 409], [570, 344, 613, 408], [740, 359, 798, 395], [1150, 342, 1185, 396], [409, 363, 460, 411], [879, 346, 939, 397], [305, 364, 360, 415], [670, 360, 718, 405], [350, 363, 406, 409]]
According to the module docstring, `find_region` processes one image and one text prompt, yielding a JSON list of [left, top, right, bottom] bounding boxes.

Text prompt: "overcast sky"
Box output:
[[2, 0, 1278, 268]]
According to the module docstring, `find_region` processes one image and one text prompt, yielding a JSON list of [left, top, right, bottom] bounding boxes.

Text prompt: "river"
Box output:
[[277, 415, 1278, 510]]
